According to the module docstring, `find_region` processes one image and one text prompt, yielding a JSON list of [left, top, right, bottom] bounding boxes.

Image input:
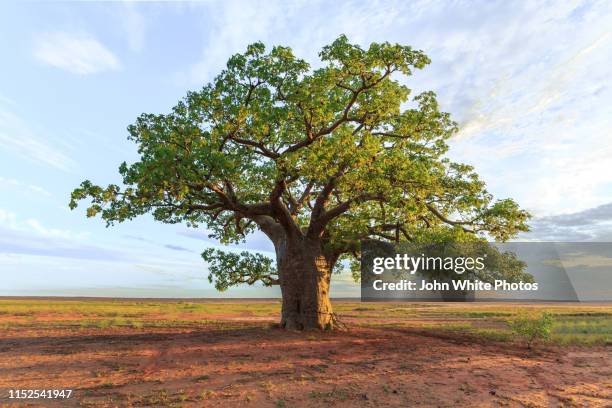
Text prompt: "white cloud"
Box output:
[[0, 94, 17, 106], [0, 208, 88, 241], [184, 0, 287, 84], [526, 202, 612, 241], [33, 31, 121, 75], [0, 208, 18, 230], [392, 1, 612, 216], [119, 2, 147, 52], [0, 176, 51, 197], [181, 0, 413, 84], [24, 218, 89, 240], [0, 103, 74, 171], [177, 0, 612, 217]]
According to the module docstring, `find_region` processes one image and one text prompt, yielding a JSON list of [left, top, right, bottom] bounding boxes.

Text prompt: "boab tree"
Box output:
[[70, 36, 530, 330]]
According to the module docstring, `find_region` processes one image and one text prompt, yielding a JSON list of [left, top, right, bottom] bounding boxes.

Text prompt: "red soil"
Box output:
[[0, 321, 610, 407]]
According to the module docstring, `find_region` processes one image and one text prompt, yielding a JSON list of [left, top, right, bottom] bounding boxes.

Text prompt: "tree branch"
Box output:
[[207, 183, 273, 218], [227, 136, 279, 159], [282, 69, 392, 155], [308, 192, 385, 237], [310, 164, 350, 222], [425, 203, 475, 233], [270, 178, 303, 237]]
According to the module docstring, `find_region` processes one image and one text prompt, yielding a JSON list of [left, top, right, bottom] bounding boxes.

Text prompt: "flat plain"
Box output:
[[0, 299, 610, 407]]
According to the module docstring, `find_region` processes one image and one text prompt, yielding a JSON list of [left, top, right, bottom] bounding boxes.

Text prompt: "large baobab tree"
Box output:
[[70, 36, 530, 330]]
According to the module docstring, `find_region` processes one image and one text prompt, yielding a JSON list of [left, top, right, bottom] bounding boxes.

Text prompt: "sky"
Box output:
[[0, 0, 611, 298]]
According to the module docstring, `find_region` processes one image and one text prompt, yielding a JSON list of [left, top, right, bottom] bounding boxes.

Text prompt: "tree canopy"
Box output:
[[70, 35, 530, 292]]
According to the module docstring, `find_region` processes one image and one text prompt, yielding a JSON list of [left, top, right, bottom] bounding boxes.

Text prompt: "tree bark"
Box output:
[[275, 236, 334, 330]]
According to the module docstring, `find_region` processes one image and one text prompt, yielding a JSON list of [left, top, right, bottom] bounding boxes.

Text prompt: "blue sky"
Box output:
[[1, 0, 611, 297]]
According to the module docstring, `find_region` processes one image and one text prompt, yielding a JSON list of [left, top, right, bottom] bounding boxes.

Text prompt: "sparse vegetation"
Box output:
[[0, 299, 609, 346], [508, 310, 554, 349], [0, 299, 609, 407]]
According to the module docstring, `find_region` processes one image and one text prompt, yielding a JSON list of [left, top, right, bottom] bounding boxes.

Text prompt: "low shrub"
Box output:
[[508, 310, 554, 349]]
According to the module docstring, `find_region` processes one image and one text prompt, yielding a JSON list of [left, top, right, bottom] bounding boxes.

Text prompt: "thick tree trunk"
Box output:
[[275, 237, 334, 330]]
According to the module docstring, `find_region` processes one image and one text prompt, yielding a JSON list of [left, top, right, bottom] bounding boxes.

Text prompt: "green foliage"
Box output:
[[474, 245, 532, 283], [202, 248, 278, 291], [70, 35, 531, 290], [508, 310, 554, 349]]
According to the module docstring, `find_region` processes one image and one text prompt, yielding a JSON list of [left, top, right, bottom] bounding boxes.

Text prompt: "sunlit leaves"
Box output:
[[70, 35, 531, 290], [202, 248, 278, 291]]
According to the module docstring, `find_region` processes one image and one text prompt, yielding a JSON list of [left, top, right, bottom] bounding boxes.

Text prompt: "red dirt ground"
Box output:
[[0, 320, 610, 407]]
